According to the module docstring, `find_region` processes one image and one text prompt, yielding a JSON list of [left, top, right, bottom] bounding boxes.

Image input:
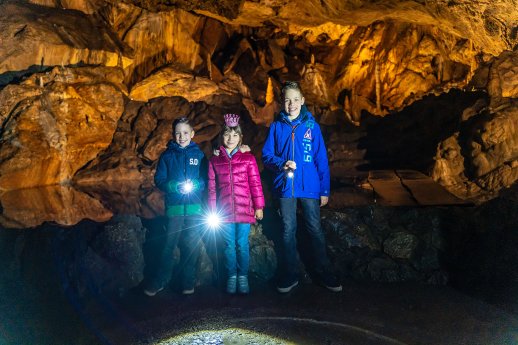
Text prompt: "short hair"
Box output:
[[172, 117, 192, 132], [281, 81, 304, 98]]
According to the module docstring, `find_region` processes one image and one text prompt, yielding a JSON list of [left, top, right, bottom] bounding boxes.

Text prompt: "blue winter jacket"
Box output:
[[262, 106, 330, 199], [154, 141, 207, 216]]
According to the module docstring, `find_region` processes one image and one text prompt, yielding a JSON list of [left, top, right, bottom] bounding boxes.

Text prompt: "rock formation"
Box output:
[[0, 0, 516, 202]]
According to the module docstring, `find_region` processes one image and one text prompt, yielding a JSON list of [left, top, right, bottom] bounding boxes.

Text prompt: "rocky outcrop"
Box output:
[[0, 2, 132, 86], [432, 49, 518, 201], [321, 208, 448, 284], [0, 185, 113, 228], [0, 66, 126, 190]]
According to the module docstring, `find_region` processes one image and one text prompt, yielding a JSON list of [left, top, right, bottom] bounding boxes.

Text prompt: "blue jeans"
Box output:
[[220, 223, 251, 277], [151, 216, 202, 289], [278, 197, 332, 281]]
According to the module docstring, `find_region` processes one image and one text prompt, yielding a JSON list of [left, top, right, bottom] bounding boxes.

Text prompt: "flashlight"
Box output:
[[180, 180, 194, 194], [205, 211, 222, 230], [286, 168, 294, 178]]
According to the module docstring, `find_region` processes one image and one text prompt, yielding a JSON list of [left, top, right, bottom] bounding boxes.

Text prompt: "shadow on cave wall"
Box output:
[[355, 89, 488, 173]]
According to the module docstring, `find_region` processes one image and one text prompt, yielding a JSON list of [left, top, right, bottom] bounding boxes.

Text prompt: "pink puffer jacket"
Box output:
[[208, 146, 265, 223]]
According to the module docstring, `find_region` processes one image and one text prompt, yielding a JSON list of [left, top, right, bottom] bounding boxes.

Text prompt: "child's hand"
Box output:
[[255, 209, 264, 220], [239, 145, 251, 153], [320, 196, 329, 207], [284, 160, 297, 170]]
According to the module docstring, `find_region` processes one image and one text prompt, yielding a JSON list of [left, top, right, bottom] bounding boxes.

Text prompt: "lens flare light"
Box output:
[[204, 211, 223, 230], [181, 180, 194, 194]]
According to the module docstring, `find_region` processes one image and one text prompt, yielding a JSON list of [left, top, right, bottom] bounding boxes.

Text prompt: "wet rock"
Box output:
[[249, 223, 277, 280], [383, 232, 419, 259], [322, 207, 446, 284], [84, 215, 146, 293]]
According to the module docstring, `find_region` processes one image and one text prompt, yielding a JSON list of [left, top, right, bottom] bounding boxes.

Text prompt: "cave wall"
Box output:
[[0, 0, 517, 202]]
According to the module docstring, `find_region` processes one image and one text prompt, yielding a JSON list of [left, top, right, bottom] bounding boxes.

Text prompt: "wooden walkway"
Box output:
[[367, 170, 471, 206]]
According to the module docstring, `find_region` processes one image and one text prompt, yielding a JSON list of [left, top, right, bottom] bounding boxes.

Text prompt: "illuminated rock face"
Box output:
[[0, 67, 125, 190], [0, 0, 516, 200], [432, 49, 518, 201]]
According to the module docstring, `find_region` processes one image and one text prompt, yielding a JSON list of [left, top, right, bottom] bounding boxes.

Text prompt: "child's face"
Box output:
[[222, 130, 241, 152], [283, 88, 305, 118], [174, 123, 194, 148]]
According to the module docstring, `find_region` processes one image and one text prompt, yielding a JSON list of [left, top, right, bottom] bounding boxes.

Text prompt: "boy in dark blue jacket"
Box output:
[[145, 117, 207, 296], [262, 81, 342, 293]]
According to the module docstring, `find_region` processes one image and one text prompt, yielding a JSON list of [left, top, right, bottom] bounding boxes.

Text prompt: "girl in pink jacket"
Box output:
[[208, 114, 265, 294]]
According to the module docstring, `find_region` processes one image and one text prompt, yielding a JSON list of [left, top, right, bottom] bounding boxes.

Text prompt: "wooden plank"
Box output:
[[396, 170, 470, 206], [368, 170, 417, 206]]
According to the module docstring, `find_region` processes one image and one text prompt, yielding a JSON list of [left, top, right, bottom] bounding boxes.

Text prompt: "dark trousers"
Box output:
[[151, 216, 202, 289], [278, 197, 331, 281]]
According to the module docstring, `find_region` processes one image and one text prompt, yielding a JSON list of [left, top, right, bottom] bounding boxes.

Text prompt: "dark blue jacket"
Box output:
[[262, 106, 330, 199], [154, 141, 207, 212]]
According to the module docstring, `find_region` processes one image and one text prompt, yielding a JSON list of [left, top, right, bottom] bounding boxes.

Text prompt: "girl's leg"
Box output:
[[220, 223, 238, 293], [235, 223, 251, 276], [235, 223, 251, 294]]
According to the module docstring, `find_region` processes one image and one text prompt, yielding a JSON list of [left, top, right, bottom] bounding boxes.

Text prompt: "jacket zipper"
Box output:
[[228, 152, 235, 222], [290, 124, 299, 198]]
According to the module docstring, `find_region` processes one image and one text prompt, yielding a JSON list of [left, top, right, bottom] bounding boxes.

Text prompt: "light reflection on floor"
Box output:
[[156, 328, 293, 345]]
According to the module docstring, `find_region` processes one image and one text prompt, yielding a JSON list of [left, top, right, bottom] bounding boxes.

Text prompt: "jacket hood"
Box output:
[[278, 105, 313, 124]]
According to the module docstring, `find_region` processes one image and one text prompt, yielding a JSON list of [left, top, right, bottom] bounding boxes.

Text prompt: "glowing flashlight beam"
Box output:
[[204, 211, 222, 230], [182, 180, 194, 194]]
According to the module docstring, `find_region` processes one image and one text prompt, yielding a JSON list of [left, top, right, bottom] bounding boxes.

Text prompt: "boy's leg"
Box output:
[[299, 198, 331, 270], [300, 198, 342, 292], [278, 197, 299, 285], [235, 223, 251, 276], [178, 217, 202, 292], [148, 216, 183, 292]]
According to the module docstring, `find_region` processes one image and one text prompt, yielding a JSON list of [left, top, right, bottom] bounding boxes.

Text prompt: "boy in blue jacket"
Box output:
[[262, 81, 342, 293], [145, 117, 207, 296]]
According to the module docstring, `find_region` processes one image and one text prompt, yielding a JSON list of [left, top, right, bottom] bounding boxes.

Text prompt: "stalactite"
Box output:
[[375, 60, 381, 113], [266, 77, 274, 104], [207, 52, 212, 80]]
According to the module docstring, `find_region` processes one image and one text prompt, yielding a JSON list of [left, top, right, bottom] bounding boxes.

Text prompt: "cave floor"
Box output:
[[104, 279, 518, 345]]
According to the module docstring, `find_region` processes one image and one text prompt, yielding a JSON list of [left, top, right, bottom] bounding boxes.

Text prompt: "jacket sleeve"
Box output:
[[313, 124, 331, 196], [247, 155, 265, 209], [207, 158, 217, 210], [154, 153, 170, 192], [262, 123, 286, 171]]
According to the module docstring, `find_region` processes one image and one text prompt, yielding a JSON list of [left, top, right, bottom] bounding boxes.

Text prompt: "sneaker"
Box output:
[[319, 272, 342, 292], [182, 287, 195, 295], [226, 275, 237, 294], [237, 275, 249, 294], [143, 286, 164, 297], [277, 279, 299, 293]]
